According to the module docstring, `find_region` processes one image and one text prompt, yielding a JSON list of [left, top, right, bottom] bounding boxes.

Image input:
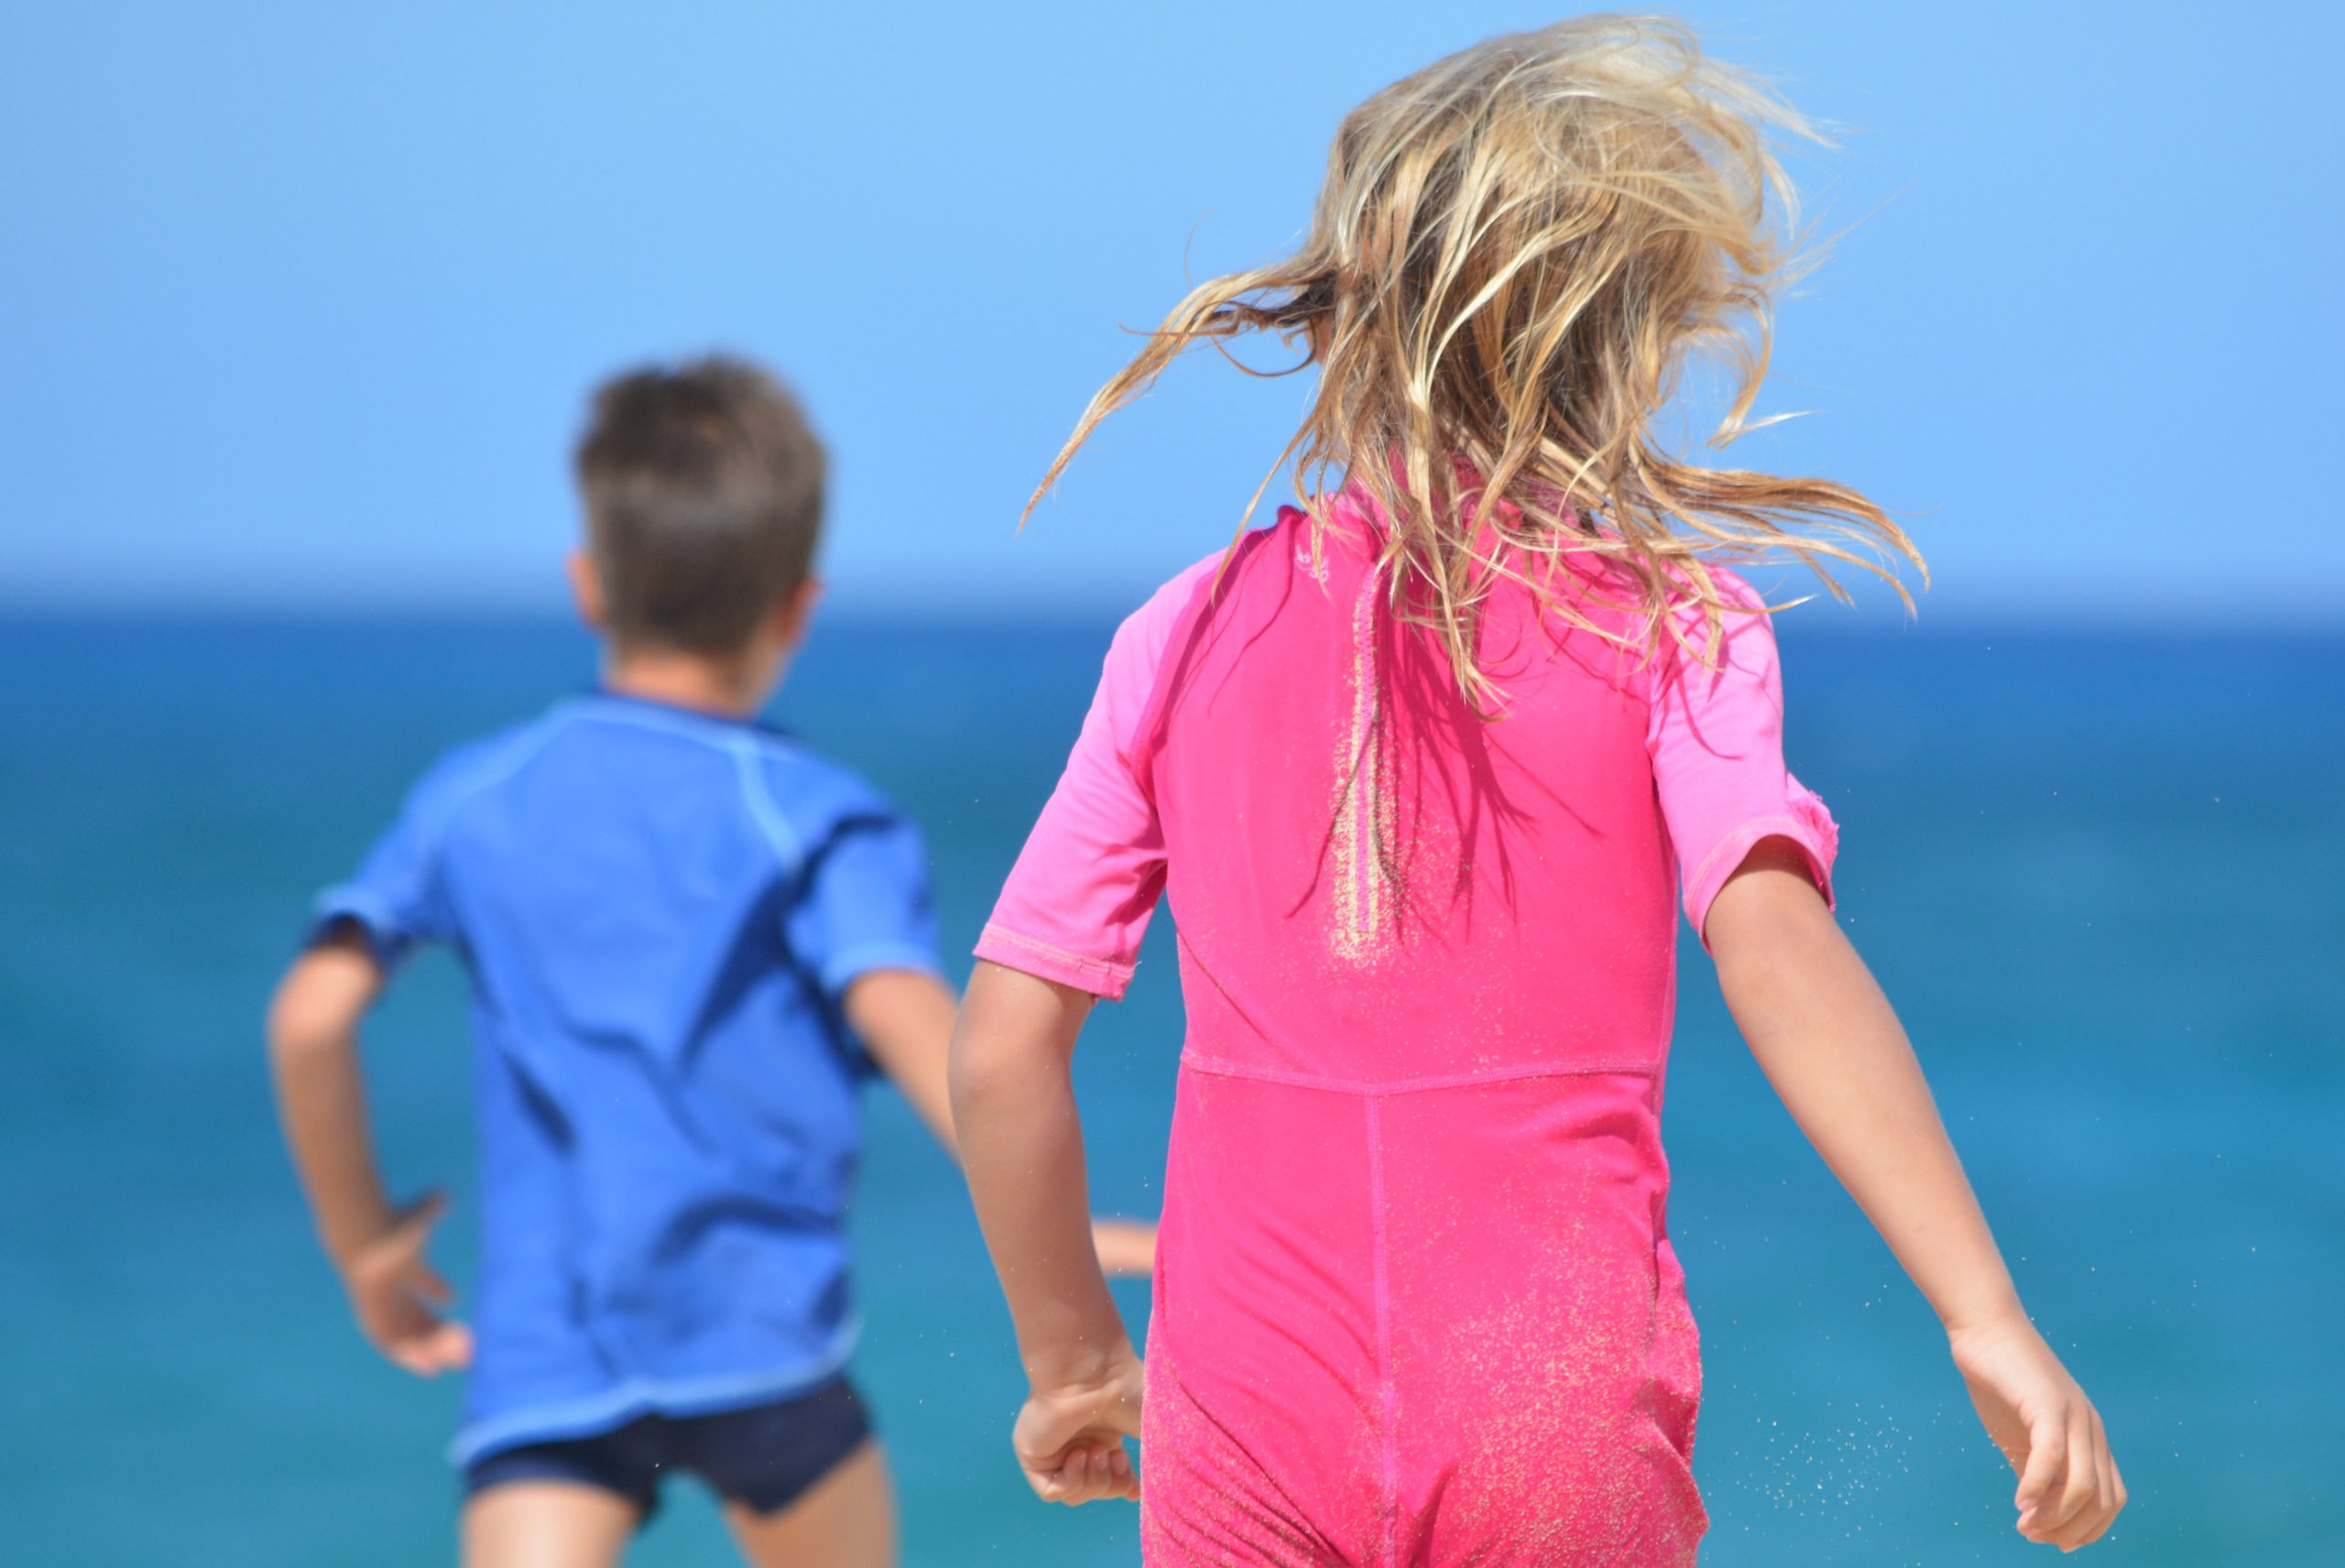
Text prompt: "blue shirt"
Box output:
[[311, 691, 940, 1465]]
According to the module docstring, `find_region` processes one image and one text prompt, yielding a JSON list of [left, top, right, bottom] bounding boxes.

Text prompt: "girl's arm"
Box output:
[[852, 968, 1159, 1278], [946, 960, 1142, 1505], [266, 930, 470, 1377], [1707, 840, 2126, 1552]]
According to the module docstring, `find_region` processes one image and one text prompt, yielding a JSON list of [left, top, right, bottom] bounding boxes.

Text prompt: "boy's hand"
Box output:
[[1013, 1345, 1145, 1506], [1949, 1313, 2124, 1551], [340, 1192, 472, 1377], [1089, 1217, 1157, 1279]]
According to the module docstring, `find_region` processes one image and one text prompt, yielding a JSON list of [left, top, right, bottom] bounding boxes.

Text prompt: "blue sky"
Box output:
[[3, 3, 2337, 622]]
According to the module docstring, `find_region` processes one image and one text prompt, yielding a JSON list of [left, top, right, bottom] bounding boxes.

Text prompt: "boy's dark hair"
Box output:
[[574, 356, 826, 654]]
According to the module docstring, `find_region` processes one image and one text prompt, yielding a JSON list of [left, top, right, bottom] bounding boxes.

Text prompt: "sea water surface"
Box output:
[[2, 613, 2338, 1566]]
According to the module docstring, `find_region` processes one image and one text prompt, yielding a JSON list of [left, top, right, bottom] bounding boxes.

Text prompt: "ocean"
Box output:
[[2, 613, 2338, 1566]]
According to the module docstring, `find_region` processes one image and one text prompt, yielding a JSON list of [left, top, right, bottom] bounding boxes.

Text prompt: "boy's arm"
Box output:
[[267, 928, 469, 1377], [845, 968, 963, 1154], [1706, 839, 2125, 1552], [845, 968, 1159, 1278]]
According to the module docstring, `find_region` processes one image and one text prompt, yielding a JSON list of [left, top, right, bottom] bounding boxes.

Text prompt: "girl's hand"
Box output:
[[339, 1192, 472, 1377], [1948, 1312, 2125, 1551], [1012, 1345, 1145, 1505]]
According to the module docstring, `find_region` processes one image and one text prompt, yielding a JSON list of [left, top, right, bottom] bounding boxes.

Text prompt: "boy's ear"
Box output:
[[566, 550, 607, 630], [775, 578, 823, 650]]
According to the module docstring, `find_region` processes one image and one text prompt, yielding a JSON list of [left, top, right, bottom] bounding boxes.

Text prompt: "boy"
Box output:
[[267, 357, 1151, 1567]]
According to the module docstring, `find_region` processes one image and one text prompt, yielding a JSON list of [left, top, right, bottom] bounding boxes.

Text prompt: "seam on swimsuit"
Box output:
[[1364, 1094, 1399, 1568], [733, 735, 806, 872], [1179, 1054, 1658, 1095], [974, 923, 1136, 985], [1331, 566, 1388, 964]]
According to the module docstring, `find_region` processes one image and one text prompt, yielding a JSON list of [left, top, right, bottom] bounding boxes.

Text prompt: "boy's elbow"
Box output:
[[267, 945, 380, 1063], [267, 983, 346, 1064]]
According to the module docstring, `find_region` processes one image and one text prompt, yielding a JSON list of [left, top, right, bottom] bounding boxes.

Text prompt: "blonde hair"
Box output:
[[1027, 14, 1922, 702]]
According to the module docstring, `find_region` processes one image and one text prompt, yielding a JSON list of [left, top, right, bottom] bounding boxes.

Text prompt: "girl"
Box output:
[[949, 16, 2123, 1563]]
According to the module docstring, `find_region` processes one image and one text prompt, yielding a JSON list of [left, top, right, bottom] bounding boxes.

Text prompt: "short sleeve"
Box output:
[[974, 559, 1210, 999], [309, 786, 456, 971], [788, 811, 943, 1004], [1647, 577, 1839, 942]]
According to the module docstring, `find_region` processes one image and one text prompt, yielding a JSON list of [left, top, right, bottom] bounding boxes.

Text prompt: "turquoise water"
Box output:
[[3, 614, 2338, 1565]]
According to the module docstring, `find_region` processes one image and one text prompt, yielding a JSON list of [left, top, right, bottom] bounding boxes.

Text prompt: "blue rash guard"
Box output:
[[310, 691, 940, 1466]]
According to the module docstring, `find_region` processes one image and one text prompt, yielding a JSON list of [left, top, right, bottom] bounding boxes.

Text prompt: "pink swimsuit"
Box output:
[[976, 485, 1837, 1565]]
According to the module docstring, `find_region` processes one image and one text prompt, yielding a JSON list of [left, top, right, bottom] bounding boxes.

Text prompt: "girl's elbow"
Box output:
[[945, 1036, 1020, 1117], [1711, 917, 1846, 1018], [947, 1021, 1067, 1118]]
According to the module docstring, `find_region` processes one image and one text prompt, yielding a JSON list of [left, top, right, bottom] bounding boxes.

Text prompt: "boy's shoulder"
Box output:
[[390, 707, 578, 840], [738, 731, 916, 859], [397, 697, 916, 864]]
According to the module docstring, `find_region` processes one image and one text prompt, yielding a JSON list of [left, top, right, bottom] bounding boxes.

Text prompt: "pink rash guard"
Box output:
[[976, 484, 1837, 1566]]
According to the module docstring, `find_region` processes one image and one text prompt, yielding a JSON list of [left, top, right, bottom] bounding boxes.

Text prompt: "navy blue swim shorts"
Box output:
[[463, 1377, 872, 1519]]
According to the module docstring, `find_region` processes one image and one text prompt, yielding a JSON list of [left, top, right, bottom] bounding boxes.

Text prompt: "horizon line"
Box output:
[[3, 592, 2339, 637]]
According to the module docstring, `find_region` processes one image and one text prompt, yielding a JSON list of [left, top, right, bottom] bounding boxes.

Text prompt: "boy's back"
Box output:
[[267, 357, 986, 1567], [323, 690, 935, 1464]]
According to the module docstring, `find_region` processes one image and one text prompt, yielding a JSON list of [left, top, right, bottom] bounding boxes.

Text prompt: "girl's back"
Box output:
[[954, 16, 2122, 1563], [1135, 499, 1678, 1081], [979, 487, 1825, 1561]]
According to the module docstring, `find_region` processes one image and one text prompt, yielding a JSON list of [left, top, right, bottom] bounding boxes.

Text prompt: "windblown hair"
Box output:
[[1027, 14, 1921, 701]]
